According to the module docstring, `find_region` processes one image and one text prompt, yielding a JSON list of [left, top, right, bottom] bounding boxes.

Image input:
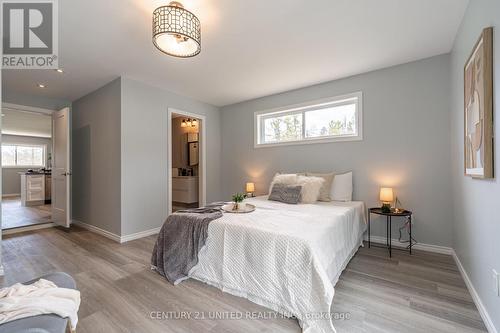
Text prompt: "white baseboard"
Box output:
[[2, 193, 20, 198], [72, 220, 160, 243], [120, 227, 161, 243], [452, 250, 498, 333], [71, 220, 121, 243], [2, 223, 55, 235], [366, 235, 453, 255]]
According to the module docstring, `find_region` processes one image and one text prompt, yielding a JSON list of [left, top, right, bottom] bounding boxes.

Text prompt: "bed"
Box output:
[[188, 196, 367, 333]]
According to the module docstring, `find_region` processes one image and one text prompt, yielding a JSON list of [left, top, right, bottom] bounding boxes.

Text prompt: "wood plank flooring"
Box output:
[[2, 196, 51, 229], [0, 226, 487, 333]]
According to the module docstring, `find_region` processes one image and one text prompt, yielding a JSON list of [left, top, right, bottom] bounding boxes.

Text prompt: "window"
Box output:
[[255, 92, 362, 147], [2, 144, 46, 167]]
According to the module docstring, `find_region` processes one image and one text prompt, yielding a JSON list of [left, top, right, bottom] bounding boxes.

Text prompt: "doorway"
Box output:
[[1, 103, 72, 231], [167, 108, 206, 214]]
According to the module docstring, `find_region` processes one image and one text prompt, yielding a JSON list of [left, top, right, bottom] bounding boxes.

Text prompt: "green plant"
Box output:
[[232, 193, 246, 203], [231, 193, 247, 211]]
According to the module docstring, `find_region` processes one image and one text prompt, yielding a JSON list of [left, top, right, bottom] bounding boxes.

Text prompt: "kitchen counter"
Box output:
[[18, 171, 51, 175]]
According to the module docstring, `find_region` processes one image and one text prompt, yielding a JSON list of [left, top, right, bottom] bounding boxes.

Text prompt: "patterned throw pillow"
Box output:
[[268, 184, 302, 204]]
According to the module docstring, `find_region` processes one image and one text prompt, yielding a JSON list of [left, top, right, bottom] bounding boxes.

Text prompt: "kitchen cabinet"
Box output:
[[20, 174, 45, 206]]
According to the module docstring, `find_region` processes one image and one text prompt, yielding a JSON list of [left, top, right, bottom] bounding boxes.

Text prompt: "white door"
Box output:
[[52, 107, 71, 227]]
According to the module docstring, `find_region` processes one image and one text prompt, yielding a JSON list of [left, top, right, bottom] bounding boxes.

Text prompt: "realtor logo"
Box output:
[[2, 0, 58, 68]]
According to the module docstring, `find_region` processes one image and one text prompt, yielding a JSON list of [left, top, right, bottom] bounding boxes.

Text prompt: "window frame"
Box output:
[[254, 91, 363, 148], [2, 143, 47, 168]]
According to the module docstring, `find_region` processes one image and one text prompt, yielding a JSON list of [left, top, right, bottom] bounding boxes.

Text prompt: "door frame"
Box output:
[[167, 108, 206, 215], [2, 102, 55, 115], [0, 103, 61, 228]]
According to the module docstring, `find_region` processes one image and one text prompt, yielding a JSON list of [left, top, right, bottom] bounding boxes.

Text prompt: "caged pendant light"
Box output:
[[152, 1, 201, 58]]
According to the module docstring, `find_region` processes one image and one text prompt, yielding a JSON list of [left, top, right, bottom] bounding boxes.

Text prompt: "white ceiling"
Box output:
[[1, 108, 52, 138], [2, 0, 469, 107]]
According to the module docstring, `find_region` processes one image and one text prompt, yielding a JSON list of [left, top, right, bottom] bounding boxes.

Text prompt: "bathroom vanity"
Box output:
[[172, 176, 199, 204]]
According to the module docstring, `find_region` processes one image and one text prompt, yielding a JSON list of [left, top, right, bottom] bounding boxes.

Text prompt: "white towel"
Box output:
[[0, 279, 81, 329]]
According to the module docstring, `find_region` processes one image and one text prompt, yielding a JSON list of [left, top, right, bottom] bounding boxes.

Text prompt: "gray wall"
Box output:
[[220, 54, 453, 247], [72, 78, 122, 235], [1, 135, 52, 195], [450, 0, 500, 330], [120, 77, 221, 235]]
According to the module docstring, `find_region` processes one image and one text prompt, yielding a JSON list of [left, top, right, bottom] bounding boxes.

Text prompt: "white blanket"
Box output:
[[0, 279, 81, 329], [189, 196, 366, 333]]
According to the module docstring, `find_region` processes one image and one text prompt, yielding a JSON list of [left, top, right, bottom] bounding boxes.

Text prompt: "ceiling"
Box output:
[[1, 108, 52, 138], [2, 0, 469, 107]]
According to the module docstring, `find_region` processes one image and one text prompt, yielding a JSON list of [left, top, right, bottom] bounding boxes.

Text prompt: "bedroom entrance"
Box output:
[[167, 108, 206, 214], [1, 103, 72, 232]]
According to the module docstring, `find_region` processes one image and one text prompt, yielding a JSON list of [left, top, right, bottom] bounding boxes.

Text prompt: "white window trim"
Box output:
[[254, 92, 363, 148], [2, 143, 47, 168]]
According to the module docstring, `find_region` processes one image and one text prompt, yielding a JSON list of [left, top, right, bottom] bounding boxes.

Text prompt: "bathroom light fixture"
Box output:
[[55, 69, 63, 73], [152, 1, 201, 58], [37, 84, 46, 88], [180, 118, 197, 128]]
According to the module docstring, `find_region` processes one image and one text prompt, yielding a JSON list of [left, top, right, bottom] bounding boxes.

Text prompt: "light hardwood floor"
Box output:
[[2, 196, 51, 229], [0, 226, 487, 333]]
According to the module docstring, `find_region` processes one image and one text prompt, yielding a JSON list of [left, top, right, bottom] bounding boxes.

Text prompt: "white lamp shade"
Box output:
[[379, 187, 394, 203], [246, 182, 255, 193]]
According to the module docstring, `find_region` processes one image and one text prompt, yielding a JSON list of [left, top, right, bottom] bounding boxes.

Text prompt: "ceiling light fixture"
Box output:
[[152, 1, 201, 58], [56, 69, 63, 73], [37, 84, 46, 88]]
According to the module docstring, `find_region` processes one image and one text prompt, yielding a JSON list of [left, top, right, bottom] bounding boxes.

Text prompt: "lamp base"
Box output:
[[381, 203, 391, 213]]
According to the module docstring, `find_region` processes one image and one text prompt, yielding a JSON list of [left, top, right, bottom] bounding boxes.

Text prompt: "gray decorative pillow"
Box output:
[[268, 184, 302, 204]]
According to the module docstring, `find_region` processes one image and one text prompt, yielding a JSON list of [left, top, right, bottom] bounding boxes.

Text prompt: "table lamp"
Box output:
[[379, 187, 393, 213], [246, 182, 255, 197]]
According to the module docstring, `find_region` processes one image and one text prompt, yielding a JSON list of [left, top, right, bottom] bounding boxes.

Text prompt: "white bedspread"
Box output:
[[189, 196, 366, 333]]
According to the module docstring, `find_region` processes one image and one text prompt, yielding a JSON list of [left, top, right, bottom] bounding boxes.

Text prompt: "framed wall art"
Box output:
[[464, 27, 494, 179]]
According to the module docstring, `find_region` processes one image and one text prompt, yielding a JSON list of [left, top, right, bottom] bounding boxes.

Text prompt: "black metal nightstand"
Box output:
[[368, 208, 413, 257]]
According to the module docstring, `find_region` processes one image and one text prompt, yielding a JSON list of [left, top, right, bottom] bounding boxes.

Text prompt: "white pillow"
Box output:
[[330, 172, 353, 201], [268, 173, 298, 194], [296, 176, 325, 204]]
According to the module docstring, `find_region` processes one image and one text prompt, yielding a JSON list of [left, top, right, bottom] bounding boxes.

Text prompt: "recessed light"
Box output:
[[37, 84, 46, 88], [55, 69, 63, 73]]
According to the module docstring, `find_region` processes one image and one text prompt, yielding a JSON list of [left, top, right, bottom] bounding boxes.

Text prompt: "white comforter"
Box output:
[[189, 196, 366, 333]]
